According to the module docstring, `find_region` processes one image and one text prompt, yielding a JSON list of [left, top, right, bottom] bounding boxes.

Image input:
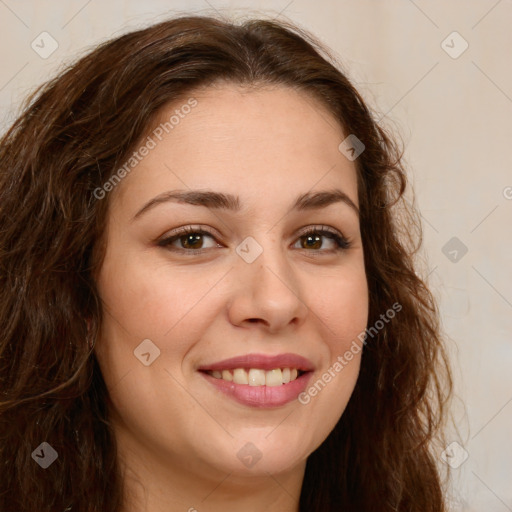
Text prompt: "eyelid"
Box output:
[[159, 224, 222, 241], [295, 224, 346, 239]]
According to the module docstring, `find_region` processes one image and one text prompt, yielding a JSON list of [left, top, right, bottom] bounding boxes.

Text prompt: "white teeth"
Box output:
[[265, 369, 283, 387], [208, 367, 301, 386], [233, 368, 249, 385], [248, 369, 265, 386], [221, 370, 233, 381]]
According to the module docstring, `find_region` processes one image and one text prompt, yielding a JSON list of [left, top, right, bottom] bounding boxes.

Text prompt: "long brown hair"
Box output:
[[0, 14, 452, 511]]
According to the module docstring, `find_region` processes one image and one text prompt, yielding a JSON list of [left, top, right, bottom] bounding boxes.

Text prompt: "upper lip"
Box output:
[[197, 353, 315, 372]]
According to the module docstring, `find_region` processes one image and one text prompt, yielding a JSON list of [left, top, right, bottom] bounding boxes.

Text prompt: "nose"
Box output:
[[227, 240, 309, 333]]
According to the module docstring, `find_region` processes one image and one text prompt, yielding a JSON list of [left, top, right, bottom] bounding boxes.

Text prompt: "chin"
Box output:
[[207, 430, 312, 477]]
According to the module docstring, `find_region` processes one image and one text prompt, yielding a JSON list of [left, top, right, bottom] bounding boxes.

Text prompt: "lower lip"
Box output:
[[200, 371, 313, 408]]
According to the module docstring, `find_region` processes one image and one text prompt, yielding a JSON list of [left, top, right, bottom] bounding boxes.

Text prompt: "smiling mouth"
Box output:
[[201, 367, 307, 387]]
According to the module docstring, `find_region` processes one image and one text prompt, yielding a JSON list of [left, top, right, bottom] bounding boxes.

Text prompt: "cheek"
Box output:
[[94, 252, 229, 392], [316, 264, 369, 352], [97, 250, 223, 340], [297, 264, 367, 430]]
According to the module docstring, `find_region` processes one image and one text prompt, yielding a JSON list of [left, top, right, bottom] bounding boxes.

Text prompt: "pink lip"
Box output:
[[200, 371, 313, 408], [197, 353, 315, 408], [197, 353, 315, 372]]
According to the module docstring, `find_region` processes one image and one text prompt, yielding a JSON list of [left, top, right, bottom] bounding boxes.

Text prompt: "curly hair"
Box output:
[[0, 14, 452, 512]]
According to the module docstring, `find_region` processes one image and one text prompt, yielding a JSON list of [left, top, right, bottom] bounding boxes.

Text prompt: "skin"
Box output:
[[94, 82, 369, 512]]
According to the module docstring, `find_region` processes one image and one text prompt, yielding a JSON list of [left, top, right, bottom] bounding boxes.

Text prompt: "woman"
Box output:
[[0, 14, 453, 512]]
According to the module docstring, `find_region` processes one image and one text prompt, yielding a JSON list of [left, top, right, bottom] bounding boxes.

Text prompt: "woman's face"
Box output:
[[95, 83, 368, 483]]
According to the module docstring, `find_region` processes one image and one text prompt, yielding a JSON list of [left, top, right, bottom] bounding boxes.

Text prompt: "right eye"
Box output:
[[157, 226, 222, 254]]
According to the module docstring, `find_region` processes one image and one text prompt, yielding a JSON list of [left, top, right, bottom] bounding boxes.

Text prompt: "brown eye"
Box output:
[[294, 228, 350, 252], [180, 233, 205, 250], [158, 227, 219, 252], [299, 233, 323, 250], [158, 225, 350, 256]]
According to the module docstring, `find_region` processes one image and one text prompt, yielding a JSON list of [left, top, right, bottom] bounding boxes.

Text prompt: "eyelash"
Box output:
[[157, 225, 351, 256]]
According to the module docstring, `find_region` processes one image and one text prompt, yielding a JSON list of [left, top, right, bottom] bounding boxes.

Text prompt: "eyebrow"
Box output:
[[131, 188, 359, 222]]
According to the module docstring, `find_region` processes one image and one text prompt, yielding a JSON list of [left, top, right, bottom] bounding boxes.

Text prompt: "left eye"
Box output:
[[158, 226, 350, 253], [293, 230, 350, 251]]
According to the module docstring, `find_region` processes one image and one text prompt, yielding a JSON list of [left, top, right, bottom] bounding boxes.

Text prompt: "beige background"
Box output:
[[1, 1, 511, 510]]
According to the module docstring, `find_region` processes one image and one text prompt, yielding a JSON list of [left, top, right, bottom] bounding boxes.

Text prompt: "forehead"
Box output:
[[111, 83, 358, 212], [155, 82, 346, 154]]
